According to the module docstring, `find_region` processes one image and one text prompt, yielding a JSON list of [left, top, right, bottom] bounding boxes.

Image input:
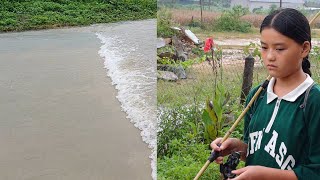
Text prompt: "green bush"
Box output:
[[268, 4, 277, 14], [157, 8, 177, 37], [157, 105, 220, 179], [157, 105, 245, 179], [158, 106, 205, 158], [214, 5, 252, 33]]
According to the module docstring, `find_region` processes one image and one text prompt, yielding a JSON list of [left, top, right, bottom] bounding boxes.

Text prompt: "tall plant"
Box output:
[[201, 37, 231, 142], [202, 85, 230, 142]]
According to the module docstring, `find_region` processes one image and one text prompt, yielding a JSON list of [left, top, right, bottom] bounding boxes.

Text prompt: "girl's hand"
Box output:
[[231, 166, 298, 180], [231, 166, 265, 180], [210, 138, 246, 164]]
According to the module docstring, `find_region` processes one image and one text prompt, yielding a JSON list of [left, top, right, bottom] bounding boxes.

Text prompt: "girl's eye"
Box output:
[[261, 47, 267, 50], [276, 48, 285, 51]]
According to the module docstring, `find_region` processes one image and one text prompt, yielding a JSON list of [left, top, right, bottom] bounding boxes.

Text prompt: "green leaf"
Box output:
[[206, 98, 218, 124], [202, 109, 217, 140]]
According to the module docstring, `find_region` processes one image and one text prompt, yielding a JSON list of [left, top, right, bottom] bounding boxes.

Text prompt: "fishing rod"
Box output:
[[194, 10, 320, 180]]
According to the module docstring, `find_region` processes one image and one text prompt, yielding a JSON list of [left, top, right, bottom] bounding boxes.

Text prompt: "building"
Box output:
[[230, 0, 305, 12]]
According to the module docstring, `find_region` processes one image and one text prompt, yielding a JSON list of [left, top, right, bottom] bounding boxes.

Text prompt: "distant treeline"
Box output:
[[0, 0, 156, 32]]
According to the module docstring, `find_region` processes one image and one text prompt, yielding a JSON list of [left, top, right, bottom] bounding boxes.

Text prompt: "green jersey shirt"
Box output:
[[243, 75, 320, 180]]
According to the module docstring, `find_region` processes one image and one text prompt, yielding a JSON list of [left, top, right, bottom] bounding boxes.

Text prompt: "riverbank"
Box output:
[[0, 0, 156, 32]]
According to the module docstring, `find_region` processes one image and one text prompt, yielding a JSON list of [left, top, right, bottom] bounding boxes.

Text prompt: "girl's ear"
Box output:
[[302, 41, 311, 58]]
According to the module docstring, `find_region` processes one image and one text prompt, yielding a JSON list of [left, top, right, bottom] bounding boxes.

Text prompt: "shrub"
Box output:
[[157, 8, 177, 37], [158, 106, 205, 158], [213, 5, 252, 33], [268, 4, 277, 14]]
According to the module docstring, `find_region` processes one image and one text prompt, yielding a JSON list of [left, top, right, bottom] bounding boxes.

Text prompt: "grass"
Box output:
[[158, 62, 268, 107], [0, 0, 156, 32]]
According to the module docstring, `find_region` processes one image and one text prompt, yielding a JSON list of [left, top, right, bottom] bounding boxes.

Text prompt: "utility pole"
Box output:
[[200, 0, 203, 24], [280, 0, 282, 8]]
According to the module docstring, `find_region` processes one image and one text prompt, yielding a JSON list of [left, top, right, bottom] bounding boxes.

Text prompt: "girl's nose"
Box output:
[[266, 50, 276, 61]]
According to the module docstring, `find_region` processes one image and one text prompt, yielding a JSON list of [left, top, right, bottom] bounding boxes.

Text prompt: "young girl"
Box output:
[[211, 8, 320, 180]]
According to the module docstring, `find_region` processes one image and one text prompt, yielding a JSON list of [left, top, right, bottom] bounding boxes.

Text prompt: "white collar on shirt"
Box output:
[[267, 74, 314, 104]]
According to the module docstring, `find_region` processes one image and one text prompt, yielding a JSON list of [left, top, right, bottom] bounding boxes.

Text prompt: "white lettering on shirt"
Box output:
[[248, 130, 296, 170], [276, 142, 287, 167], [281, 155, 295, 170], [255, 130, 263, 151], [249, 131, 257, 154], [249, 130, 263, 154], [264, 130, 278, 158]]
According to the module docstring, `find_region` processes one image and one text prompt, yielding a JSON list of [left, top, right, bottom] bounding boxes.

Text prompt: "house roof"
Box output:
[[249, 0, 304, 3]]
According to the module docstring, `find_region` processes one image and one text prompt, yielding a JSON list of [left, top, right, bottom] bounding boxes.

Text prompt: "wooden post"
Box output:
[[240, 55, 254, 104]]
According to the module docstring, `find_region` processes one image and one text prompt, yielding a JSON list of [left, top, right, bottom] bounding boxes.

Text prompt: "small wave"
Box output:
[[96, 31, 156, 179]]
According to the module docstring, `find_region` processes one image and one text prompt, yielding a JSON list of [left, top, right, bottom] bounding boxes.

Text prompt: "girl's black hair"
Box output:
[[260, 8, 312, 76]]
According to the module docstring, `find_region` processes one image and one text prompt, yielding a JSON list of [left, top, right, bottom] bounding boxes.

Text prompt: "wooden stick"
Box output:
[[221, 75, 271, 143]]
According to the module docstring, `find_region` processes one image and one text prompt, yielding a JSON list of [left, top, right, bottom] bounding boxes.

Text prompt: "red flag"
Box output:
[[204, 38, 214, 53]]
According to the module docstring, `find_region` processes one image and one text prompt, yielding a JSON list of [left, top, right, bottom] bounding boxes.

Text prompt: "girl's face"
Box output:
[[260, 28, 310, 78]]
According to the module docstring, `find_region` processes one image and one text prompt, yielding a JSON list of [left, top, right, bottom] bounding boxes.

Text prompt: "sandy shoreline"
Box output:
[[0, 29, 151, 179]]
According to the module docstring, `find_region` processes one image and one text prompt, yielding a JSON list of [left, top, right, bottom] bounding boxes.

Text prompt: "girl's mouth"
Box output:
[[267, 64, 277, 69]]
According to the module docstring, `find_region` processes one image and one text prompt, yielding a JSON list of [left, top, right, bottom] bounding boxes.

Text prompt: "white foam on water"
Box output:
[[96, 32, 157, 180]]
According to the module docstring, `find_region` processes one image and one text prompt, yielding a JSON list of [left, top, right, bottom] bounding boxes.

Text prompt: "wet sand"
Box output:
[[0, 29, 151, 179]]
